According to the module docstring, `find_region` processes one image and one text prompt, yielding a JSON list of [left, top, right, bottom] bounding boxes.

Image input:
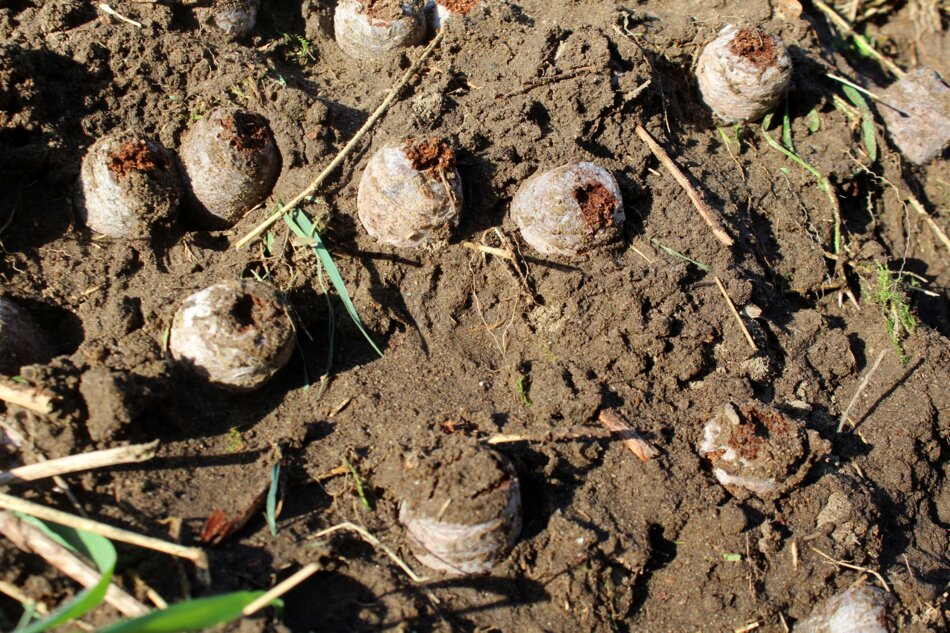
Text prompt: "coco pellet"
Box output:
[[334, 0, 426, 60]]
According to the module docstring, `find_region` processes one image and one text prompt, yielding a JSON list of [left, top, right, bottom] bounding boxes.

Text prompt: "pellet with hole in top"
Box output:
[[357, 138, 463, 247], [396, 439, 522, 575], [0, 297, 54, 376], [207, 0, 260, 39], [179, 107, 280, 229], [334, 0, 426, 60], [696, 25, 792, 123], [511, 161, 624, 256], [169, 279, 295, 391], [77, 131, 182, 239], [796, 585, 891, 633]]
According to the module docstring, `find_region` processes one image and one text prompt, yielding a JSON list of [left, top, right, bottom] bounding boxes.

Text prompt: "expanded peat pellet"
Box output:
[[0, 297, 54, 376], [796, 586, 891, 633], [179, 107, 280, 229], [208, 0, 259, 39], [396, 440, 522, 575], [357, 137, 463, 247], [511, 161, 624, 256], [696, 25, 793, 123], [334, 0, 426, 60], [169, 279, 296, 392], [77, 131, 182, 239]]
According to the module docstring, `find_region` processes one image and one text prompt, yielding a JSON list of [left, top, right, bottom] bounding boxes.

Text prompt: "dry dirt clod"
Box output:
[[795, 585, 891, 632], [696, 25, 792, 124], [334, 0, 426, 60], [878, 67, 950, 165], [178, 107, 280, 229], [357, 137, 463, 247], [394, 438, 522, 576], [168, 279, 295, 392], [511, 162, 624, 256], [0, 297, 55, 376], [699, 402, 816, 500], [206, 0, 260, 40], [77, 131, 182, 239]]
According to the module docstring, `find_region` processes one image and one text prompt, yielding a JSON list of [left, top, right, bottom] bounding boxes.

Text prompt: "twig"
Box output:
[[734, 623, 760, 633], [0, 579, 49, 615], [0, 511, 149, 617], [715, 277, 758, 353], [0, 441, 159, 485], [908, 195, 950, 253], [0, 378, 55, 415], [462, 241, 517, 262], [243, 563, 320, 616], [809, 546, 891, 592], [837, 349, 887, 433], [635, 125, 734, 247], [309, 521, 429, 583], [0, 492, 210, 584], [597, 410, 659, 462], [811, 0, 904, 78], [98, 3, 143, 28], [235, 30, 446, 249], [485, 428, 613, 445]]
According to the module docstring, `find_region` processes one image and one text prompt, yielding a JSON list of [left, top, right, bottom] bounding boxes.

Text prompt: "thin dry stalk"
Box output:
[[485, 428, 613, 445], [0, 511, 149, 617], [811, 0, 905, 78], [837, 349, 887, 433], [0, 492, 210, 584], [715, 276, 758, 353], [0, 441, 159, 485], [809, 546, 891, 592], [0, 378, 55, 415], [908, 195, 950, 253], [462, 241, 517, 262], [98, 3, 143, 28], [235, 30, 446, 249], [0, 579, 49, 615], [243, 563, 320, 616], [634, 125, 735, 247], [309, 521, 429, 583], [597, 410, 659, 462]]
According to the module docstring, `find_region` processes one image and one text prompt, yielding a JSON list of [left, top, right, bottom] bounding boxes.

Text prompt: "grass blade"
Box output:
[[841, 84, 878, 161], [15, 518, 116, 633], [98, 591, 274, 633], [266, 463, 280, 537], [283, 208, 383, 357]]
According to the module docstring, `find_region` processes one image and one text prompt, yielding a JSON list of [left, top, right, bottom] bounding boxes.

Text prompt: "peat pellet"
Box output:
[[511, 161, 624, 256], [396, 439, 522, 575], [696, 25, 792, 123], [878, 68, 950, 165], [334, 0, 426, 60], [169, 279, 295, 392], [0, 297, 54, 376], [796, 586, 891, 633], [179, 107, 280, 229], [77, 131, 182, 239], [357, 138, 462, 247], [207, 0, 259, 39]]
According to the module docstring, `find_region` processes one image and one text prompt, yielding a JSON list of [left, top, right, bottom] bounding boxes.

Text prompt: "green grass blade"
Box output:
[[98, 592, 274, 633], [341, 455, 372, 511], [16, 518, 116, 633], [842, 85, 878, 161], [283, 208, 383, 357], [782, 100, 794, 152], [267, 463, 280, 537]]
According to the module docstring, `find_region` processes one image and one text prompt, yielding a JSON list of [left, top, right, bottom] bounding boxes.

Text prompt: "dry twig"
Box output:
[[809, 546, 891, 592], [908, 194, 950, 253], [597, 410, 659, 462], [837, 349, 887, 433], [0, 378, 55, 415], [715, 277, 758, 353], [243, 563, 320, 616], [634, 125, 734, 247], [0, 441, 158, 485], [309, 521, 429, 583]]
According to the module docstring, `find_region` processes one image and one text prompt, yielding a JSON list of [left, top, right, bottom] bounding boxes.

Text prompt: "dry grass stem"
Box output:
[[98, 3, 143, 28], [0, 441, 159, 485], [0, 377, 55, 415], [811, 0, 905, 77], [634, 125, 735, 247], [809, 546, 891, 592], [243, 563, 320, 616], [0, 492, 210, 584], [236, 30, 446, 249], [485, 428, 613, 445], [837, 349, 887, 433], [0, 510, 150, 617], [597, 410, 660, 462], [734, 623, 760, 633], [462, 241, 517, 262], [715, 276, 759, 353], [630, 243, 655, 264], [315, 464, 349, 481], [0, 579, 49, 615], [309, 521, 429, 583], [908, 195, 950, 253]]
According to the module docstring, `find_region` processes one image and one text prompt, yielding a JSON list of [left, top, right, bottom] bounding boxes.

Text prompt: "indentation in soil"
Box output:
[[574, 181, 615, 233], [405, 137, 456, 172], [727, 403, 792, 460], [220, 112, 269, 155], [230, 293, 278, 332], [729, 29, 777, 68], [106, 140, 164, 177]]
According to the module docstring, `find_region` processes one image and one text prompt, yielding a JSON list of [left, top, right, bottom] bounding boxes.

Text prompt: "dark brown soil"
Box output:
[[364, 0, 403, 22], [574, 180, 616, 233], [222, 111, 271, 155], [404, 137, 456, 172], [729, 28, 778, 68], [1, 1, 949, 632], [106, 140, 165, 178]]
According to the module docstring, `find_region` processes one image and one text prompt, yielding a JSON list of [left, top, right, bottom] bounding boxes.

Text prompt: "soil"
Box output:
[[107, 140, 166, 178], [728, 29, 778, 68], [1, 1, 949, 632], [575, 181, 617, 233], [364, 0, 405, 22], [404, 137, 457, 172]]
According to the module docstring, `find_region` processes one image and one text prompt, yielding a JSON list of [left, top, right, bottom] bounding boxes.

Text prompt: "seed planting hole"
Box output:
[[729, 29, 778, 69], [405, 138, 456, 172], [107, 140, 166, 177], [363, 0, 403, 21], [221, 112, 269, 156], [727, 404, 792, 460], [230, 293, 279, 332], [574, 181, 615, 233], [441, 0, 480, 14]]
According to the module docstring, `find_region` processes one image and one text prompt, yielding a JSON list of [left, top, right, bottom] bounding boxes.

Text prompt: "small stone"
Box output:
[[878, 68, 950, 165], [796, 586, 891, 633]]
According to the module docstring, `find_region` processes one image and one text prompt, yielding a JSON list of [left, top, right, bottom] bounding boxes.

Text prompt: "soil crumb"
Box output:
[[574, 181, 615, 233], [441, 0, 480, 14], [106, 140, 163, 178], [729, 29, 777, 68], [363, 0, 404, 21], [221, 111, 269, 155], [728, 403, 792, 460], [405, 137, 456, 172]]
